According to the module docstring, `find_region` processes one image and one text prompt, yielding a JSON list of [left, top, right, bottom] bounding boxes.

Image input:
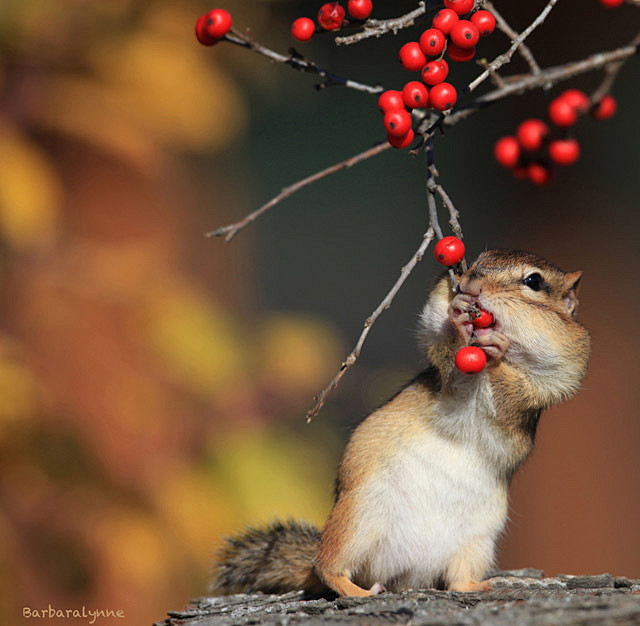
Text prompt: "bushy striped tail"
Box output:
[[211, 519, 325, 595]]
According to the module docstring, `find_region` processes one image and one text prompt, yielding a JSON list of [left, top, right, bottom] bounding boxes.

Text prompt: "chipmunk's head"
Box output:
[[460, 249, 583, 322], [419, 249, 590, 403]]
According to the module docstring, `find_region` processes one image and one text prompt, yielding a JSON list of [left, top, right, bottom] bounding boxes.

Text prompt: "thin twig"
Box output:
[[207, 142, 392, 241], [484, 2, 541, 76], [224, 30, 383, 94], [447, 39, 639, 126], [466, 0, 558, 94], [590, 31, 640, 103], [334, 2, 428, 46], [435, 185, 464, 241], [305, 227, 435, 422], [425, 139, 464, 280]]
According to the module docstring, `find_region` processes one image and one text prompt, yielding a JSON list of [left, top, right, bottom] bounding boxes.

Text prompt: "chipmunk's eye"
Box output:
[[523, 272, 543, 291]]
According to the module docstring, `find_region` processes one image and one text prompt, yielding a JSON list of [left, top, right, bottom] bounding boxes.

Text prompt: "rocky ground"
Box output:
[[155, 570, 640, 625]]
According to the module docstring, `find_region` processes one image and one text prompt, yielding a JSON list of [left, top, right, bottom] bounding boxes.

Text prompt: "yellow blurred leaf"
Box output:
[[144, 286, 246, 398], [152, 467, 236, 560], [94, 510, 170, 591], [0, 350, 38, 431], [0, 126, 61, 248], [209, 428, 334, 526], [87, 4, 246, 151], [257, 314, 344, 394]]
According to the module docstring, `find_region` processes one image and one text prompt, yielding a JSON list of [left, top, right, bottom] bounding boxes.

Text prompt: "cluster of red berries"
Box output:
[[195, 8, 232, 46], [291, 1, 373, 42], [377, 1, 496, 149], [494, 89, 617, 185]]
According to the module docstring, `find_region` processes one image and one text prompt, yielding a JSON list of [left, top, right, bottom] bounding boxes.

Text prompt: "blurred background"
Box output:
[[0, 0, 638, 623]]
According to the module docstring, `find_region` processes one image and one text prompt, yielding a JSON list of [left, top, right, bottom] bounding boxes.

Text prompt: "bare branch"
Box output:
[[484, 1, 541, 76], [207, 142, 392, 241], [466, 0, 558, 94], [224, 30, 383, 94], [590, 31, 640, 104], [334, 2, 428, 46], [305, 227, 435, 422], [435, 185, 464, 241], [447, 40, 639, 126]]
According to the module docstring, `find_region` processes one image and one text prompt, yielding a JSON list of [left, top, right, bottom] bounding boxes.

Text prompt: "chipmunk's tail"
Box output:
[[211, 519, 326, 595]]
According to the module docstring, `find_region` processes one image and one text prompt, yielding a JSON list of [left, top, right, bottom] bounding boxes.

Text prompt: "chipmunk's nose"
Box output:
[[459, 276, 483, 297]]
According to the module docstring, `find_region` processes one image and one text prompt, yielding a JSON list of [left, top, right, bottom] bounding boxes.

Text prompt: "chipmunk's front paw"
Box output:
[[474, 329, 510, 362], [448, 295, 475, 342]]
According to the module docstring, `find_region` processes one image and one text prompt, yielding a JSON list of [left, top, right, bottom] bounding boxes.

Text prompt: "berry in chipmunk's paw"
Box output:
[[455, 346, 487, 374], [434, 236, 465, 266], [471, 308, 494, 328]]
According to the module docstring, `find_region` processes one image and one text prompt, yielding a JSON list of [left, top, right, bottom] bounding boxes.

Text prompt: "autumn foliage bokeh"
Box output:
[[1, 1, 640, 624], [0, 2, 347, 623]]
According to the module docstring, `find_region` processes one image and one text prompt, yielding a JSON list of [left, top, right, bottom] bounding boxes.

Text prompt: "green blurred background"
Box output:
[[0, 1, 638, 624]]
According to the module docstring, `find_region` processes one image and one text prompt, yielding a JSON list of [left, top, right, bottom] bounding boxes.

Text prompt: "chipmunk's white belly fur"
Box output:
[[352, 427, 508, 590]]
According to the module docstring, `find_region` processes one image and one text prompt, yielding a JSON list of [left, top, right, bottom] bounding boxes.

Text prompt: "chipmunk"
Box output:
[[211, 249, 590, 597]]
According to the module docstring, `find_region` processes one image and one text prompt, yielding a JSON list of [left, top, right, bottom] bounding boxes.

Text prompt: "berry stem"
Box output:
[[305, 227, 436, 422], [466, 0, 559, 95], [484, 1, 542, 77], [207, 142, 391, 242], [224, 29, 383, 94], [333, 2, 434, 46]]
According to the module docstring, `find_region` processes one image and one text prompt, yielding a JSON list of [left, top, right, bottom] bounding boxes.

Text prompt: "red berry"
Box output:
[[516, 119, 549, 151], [399, 42, 427, 72], [347, 0, 373, 19], [402, 81, 430, 108], [450, 20, 480, 49], [419, 28, 446, 57], [387, 129, 415, 149], [432, 9, 459, 35], [291, 17, 315, 42], [560, 89, 590, 113], [444, 0, 475, 16], [195, 14, 218, 46], [447, 42, 475, 62], [434, 236, 465, 266], [204, 8, 232, 39], [455, 346, 487, 375], [599, 0, 624, 6], [549, 138, 580, 165], [472, 309, 494, 329], [591, 94, 617, 120], [430, 82, 457, 111], [470, 10, 496, 36], [528, 163, 553, 186], [377, 90, 405, 113], [384, 108, 412, 136], [421, 59, 449, 85], [548, 97, 578, 127], [318, 2, 345, 30], [494, 136, 520, 168]]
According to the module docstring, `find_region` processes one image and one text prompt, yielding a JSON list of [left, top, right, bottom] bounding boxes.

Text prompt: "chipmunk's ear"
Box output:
[[562, 271, 582, 318]]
